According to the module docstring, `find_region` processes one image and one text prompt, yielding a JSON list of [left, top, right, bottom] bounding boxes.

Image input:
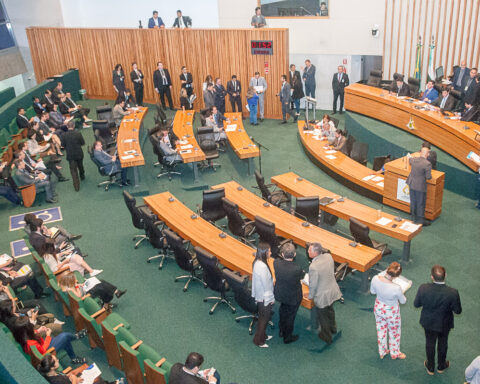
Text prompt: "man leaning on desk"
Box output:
[[148, 11, 165, 29], [431, 87, 455, 112]]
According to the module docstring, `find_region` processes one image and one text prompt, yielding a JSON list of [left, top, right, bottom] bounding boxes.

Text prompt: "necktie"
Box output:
[[466, 79, 473, 89], [161, 70, 167, 85], [456, 69, 464, 86], [256, 79, 259, 86], [233, 81, 236, 91], [338, 73, 341, 81], [440, 96, 447, 109]]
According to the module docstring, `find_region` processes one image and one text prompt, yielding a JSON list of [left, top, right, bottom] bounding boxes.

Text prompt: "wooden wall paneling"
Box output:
[[401, 0, 410, 76], [456, 0, 468, 65], [420, 0, 429, 81], [427, 0, 435, 76], [450, 0, 461, 72], [382, 0, 388, 78], [26, 28, 289, 119], [463, 0, 473, 65], [395, 0, 403, 75], [474, 2, 480, 68], [445, 0, 455, 75], [407, 0, 416, 77], [388, 0, 396, 79], [434, 0, 443, 71]]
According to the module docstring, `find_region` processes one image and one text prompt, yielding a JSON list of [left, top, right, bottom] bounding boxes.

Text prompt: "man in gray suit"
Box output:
[[203, 82, 216, 109], [406, 147, 432, 225], [308, 242, 342, 345], [250, 72, 267, 122], [277, 75, 294, 123], [13, 159, 57, 203]]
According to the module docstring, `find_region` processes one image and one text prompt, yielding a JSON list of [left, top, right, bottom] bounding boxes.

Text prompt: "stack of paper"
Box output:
[[80, 363, 102, 384], [362, 175, 375, 181], [121, 155, 135, 160], [326, 150, 337, 154], [378, 271, 413, 293], [375, 217, 392, 226], [180, 144, 193, 150], [325, 155, 337, 160], [400, 221, 421, 232]]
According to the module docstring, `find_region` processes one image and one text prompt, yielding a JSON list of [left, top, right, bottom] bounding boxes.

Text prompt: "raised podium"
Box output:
[[383, 153, 445, 220]]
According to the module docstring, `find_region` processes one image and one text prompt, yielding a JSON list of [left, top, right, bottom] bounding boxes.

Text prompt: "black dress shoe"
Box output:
[[281, 120, 287, 124], [284, 335, 299, 344], [332, 111, 337, 115], [259, 118, 264, 122], [70, 234, 82, 241], [80, 174, 85, 180], [115, 289, 127, 298], [437, 361, 450, 373], [339, 111, 343, 114], [46, 199, 58, 204], [422, 221, 432, 227], [58, 177, 69, 182]]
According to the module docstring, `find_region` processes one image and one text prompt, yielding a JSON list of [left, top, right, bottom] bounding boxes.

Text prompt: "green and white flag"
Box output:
[[427, 36, 436, 82]]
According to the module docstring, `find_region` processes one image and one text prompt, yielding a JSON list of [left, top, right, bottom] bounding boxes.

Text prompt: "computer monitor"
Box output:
[[435, 66, 444, 81]]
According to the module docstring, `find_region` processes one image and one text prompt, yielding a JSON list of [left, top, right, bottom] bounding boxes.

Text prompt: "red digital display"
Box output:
[[251, 41, 272, 49], [251, 40, 273, 55]]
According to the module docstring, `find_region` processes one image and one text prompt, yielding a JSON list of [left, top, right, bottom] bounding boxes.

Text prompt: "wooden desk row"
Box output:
[[345, 83, 480, 172], [271, 172, 422, 261], [298, 121, 445, 220], [143, 192, 313, 309]]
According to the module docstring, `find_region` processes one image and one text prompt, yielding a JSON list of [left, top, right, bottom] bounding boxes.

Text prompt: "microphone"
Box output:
[[138, 20, 143, 29]]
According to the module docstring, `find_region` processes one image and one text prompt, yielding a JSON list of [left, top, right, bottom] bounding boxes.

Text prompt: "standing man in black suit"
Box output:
[[180, 66, 194, 97], [452, 60, 469, 92], [289, 64, 300, 110], [214, 78, 227, 114], [153, 62, 174, 111], [226, 75, 242, 113], [277, 75, 294, 123], [130, 62, 144, 106], [406, 147, 432, 225], [332, 65, 350, 114], [460, 68, 478, 110], [414, 265, 462, 375], [61, 121, 85, 191], [274, 243, 303, 344]]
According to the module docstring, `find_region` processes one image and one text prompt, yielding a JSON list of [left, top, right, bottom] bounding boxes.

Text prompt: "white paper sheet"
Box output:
[[180, 144, 193, 150], [326, 155, 337, 160], [254, 86, 264, 93], [362, 175, 375, 181], [376, 182, 384, 187], [372, 176, 384, 182], [177, 140, 188, 145], [378, 271, 412, 293], [121, 155, 135, 160], [226, 124, 237, 132], [79, 363, 102, 384], [122, 139, 134, 143], [325, 150, 337, 154], [400, 221, 421, 232], [375, 217, 392, 226]]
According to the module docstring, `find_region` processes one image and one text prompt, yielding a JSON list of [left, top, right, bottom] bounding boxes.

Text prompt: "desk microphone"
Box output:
[[138, 20, 143, 29]]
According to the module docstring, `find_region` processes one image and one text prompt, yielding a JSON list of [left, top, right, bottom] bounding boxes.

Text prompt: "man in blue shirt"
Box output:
[[420, 80, 439, 103], [148, 11, 165, 29]]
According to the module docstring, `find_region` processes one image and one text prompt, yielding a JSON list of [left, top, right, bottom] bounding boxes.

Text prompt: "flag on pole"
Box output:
[[414, 36, 422, 80], [427, 35, 436, 82]]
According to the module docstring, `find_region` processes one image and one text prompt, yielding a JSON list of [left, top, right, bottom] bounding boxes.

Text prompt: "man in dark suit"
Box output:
[[93, 140, 128, 185], [289, 64, 300, 109], [406, 147, 432, 225], [214, 78, 227, 114], [180, 66, 194, 97], [274, 243, 303, 344], [414, 265, 462, 375], [461, 68, 478, 106], [390, 78, 411, 97], [153, 62, 174, 110], [16, 107, 31, 129], [302, 59, 316, 99], [13, 159, 57, 203], [169, 352, 218, 384], [203, 82, 216, 109], [41, 89, 54, 108], [452, 60, 469, 92], [32, 96, 46, 115], [277, 75, 293, 123], [51, 82, 63, 104], [332, 65, 350, 114], [459, 99, 479, 122], [173, 10, 192, 28], [61, 121, 85, 191], [226, 75, 242, 113], [148, 11, 164, 29], [431, 88, 456, 112], [130, 62, 144, 106], [65, 92, 91, 121]]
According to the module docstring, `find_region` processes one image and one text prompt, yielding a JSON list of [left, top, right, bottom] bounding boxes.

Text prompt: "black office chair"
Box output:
[[96, 105, 114, 128], [254, 216, 293, 258], [372, 155, 391, 172], [294, 196, 320, 225], [254, 170, 290, 208], [149, 135, 182, 180], [407, 77, 420, 98], [198, 188, 226, 223], [349, 218, 392, 257], [330, 116, 340, 128], [88, 145, 123, 191], [154, 103, 167, 125], [163, 229, 206, 292], [350, 141, 369, 166], [139, 207, 172, 269], [222, 197, 255, 245], [122, 191, 148, 249], [199, 108, 210, 126], [197, 126, 220, 171], [93, 120, 116, 148], [449, 89, 462, 110], [194, 246, 236, 315], [366, 69, 383, 88], [222, 269, 274, 334]]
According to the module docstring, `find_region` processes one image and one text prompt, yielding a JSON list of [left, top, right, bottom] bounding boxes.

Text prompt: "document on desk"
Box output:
[[376, 182, 384, 187], [325, 150, 337, 154], [179, 149, 192, 154], [400, 221, 421, 233], [180, 144, 193, 150], [375, 217, 392, 226], [312, 136, 322, 140], [372, 176, 384, 182], [467, 151, 480, 163], [124, 150, 136, 154], [122, 139, 134, 143], [80, 363, 102, 384], [123, 119, 134, 123], [121, 155, 135, 160], [177, 140, 188, 145], [225, 124, 237, 132], [362, 175, 375, 181], [325, 155, 337, 160]]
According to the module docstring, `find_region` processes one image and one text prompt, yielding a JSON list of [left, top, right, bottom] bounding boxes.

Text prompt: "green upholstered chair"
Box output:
[[101, 322, 139, 370]]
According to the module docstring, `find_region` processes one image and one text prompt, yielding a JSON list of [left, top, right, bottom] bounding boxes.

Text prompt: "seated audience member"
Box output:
[[251, 6, 266, 28], [30, 120, 63, 156], [157, 126, 183, 162], [25, 215, 81, 252], [316, 114, 336, 144], [93, 140, 129, 185], [465, 355, 480, 384], [16, 107, 33, 129], [148, 10, 165, 29], [113, 99, 131, 127], [15, 147, 67, 183], [46, 104, 68, 133], [332, 129, 348, 155], [206, 106, 227, 143], [0, 162, 21, 205], [33, 96, 47, 115], [52, 83, 64, 104], [0, 253, 47, 299], [420, 80, 439, 103], [180, 88, 194, 111], [173, 9, 192, 28], [58, 94, 90, 129], [58, 271, 126, 310], [41, 89, 54, 108], [13, 159, 57, 203], [0, 281, 49, 317], [169, 352, 220, 384], [389, 77, 411, 97], [458, 99, 479, 122], [39, 111, 65, 147], [12, 316, 87, 365], [203, 83, 216, 109], [64, 92, 91, 121], [431, 87, 456, 111], [37, 354, 125, 384]]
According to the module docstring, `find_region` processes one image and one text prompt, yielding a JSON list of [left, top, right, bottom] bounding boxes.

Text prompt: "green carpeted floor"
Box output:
[[1, 99, 479, 384]]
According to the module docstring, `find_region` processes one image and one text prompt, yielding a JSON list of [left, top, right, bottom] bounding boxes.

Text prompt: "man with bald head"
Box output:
[[406, 147, 432, 225], [452, 60, 469, 92]]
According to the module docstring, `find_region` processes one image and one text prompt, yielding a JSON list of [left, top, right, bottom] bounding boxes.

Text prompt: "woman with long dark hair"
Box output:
[[112, 64, 125, 94], [251, 242, 275, 347]]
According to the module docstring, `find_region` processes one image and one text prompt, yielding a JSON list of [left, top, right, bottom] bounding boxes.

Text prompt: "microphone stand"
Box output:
[[250, 136, 269, 174]]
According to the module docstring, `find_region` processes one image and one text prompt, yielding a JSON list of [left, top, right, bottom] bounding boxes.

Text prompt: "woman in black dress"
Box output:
[[112, 64, 125, 94]]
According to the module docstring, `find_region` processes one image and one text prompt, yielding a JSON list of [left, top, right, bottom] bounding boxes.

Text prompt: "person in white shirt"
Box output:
[[317, 114, 336, 144], [249, 72, 267, 122]]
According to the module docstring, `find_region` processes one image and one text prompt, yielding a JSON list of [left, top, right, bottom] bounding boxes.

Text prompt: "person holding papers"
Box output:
[[249, 72, 267, 122], [370, 262, 407, 360]]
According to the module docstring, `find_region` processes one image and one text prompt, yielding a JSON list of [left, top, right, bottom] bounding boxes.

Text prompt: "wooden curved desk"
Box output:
[[213, 181, 382, 291], [143, 192, 313, 309], [345, 83, 480, 172], [118, 107, 148, 168], [172, 111, 205, 182]]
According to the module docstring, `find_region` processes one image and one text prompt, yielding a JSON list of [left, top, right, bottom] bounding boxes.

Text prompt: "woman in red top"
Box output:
[[12, 316, 86, 364]]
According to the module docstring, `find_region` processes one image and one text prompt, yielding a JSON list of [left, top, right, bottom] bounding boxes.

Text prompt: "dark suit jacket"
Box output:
[[414, 282, 462, 333], [303, 65, 316, 88], [168, 363, 207, 384], [390, 82, 411, 96], [463, 77, 478, 99], [153, 69, 172, 90], [61, 130, 85, 161], [130, 70, 144, 90], [58, 102, 70, 115], [431, 94, 456, 111], [112, 71, 126, 93], [41, 95, 54, 108], [452, 66, 470, 91], [212, 112, 226, 128], [332, 72, 350, 93], [173, 16, 191, 28], [273, 259, 303, 306], [16, 115, 30, 129], [52, 88, 62, 104], [226, 80, 241, 98], [180, 72, 193, 89], [203, 90, 215, 108], [406, 157, 432, 192], [279, 82, 291, 103], [29, 231, 46, 254], [289, 70, 300, 86], [148, 17, 164, 28], [33, 102, 46, 115], [461, 106, 479, 122], [214, 85, 227, 106]]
